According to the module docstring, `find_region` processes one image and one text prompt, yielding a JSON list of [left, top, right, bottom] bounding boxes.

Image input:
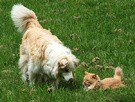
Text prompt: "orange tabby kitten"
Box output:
[[83, 67, 125, 91]]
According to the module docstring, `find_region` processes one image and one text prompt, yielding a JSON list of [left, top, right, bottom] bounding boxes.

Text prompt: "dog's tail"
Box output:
[[114, 67, 123, 81], [11, 4, 42, 33]]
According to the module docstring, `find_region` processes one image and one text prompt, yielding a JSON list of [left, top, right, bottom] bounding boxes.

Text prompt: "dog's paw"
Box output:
[[47, 88, 54, 93]]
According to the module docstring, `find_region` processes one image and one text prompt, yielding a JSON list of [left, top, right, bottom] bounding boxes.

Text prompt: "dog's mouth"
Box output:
[[63, 77, 74, 83], [67, 78, 74, 83]]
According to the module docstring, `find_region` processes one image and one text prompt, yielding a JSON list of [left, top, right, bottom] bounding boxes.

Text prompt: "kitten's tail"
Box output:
[[114, 67, 123, 81], [11, 4, 42, 33]]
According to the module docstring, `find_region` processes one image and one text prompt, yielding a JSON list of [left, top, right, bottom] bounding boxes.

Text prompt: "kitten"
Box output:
[[83, 67, 125, 91]]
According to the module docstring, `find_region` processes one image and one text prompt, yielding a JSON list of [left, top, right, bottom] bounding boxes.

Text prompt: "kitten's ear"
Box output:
[[92, 74, 97, 79], [85, 71, 89, 75]]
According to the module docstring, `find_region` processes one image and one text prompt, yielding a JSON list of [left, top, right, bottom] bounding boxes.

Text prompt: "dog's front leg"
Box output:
[[49, 79, 59, 90], [47, 79, 59, 92]]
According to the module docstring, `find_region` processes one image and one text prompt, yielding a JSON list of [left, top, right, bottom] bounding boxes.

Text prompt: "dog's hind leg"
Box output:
[[28, 71, 37, 85], [19, 54, 28, 83], [27, 62, 40, 85]]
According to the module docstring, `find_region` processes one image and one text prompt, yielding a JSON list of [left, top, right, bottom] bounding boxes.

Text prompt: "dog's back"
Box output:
[[11, 4, 63, 60]]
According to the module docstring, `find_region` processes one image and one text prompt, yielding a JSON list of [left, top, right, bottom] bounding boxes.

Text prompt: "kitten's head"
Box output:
[[83, 71, 101, 89]]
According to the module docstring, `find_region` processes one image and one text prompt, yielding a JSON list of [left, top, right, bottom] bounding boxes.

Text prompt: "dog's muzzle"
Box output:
[[62, 71, 74, 83], [68, 78, 74, 83]]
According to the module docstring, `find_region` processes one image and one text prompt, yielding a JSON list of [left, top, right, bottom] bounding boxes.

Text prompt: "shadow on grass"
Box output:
[[58, 79, 83, 91], [26, 77, 83, 92]]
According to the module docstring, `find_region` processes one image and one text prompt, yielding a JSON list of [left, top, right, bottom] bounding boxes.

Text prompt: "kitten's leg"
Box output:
[[87, 84, 96, 91], [84, 87, 88, 91]]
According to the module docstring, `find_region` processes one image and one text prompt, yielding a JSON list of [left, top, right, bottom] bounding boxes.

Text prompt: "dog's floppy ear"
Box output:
[[71, 55, 79, 67], [58, 58, 68, 69], [73, 58, 79, 67]]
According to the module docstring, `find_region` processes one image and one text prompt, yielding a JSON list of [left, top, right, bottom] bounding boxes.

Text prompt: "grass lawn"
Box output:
[[0, 0, 135, 101]]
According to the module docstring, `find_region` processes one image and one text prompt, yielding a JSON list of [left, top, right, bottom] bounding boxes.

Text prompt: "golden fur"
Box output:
[[83, 67, 125, 91], [21, 21, 63, 62], [11, 4, 79, 88]]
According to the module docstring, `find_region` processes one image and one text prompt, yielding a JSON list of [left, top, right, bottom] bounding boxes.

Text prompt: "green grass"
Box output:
[[0, 0, 135, 101]]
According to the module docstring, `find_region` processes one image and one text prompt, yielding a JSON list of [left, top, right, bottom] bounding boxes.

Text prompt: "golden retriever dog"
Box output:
[[83, 67, 125, 91], [11, 4, 79, 89]]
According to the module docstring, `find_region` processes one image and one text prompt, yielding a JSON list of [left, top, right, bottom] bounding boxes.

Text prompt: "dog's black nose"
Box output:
[[68, 78, 74, 83]]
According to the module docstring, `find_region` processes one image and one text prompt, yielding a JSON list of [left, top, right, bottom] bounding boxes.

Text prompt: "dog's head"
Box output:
[[57, 55, 79, 83]]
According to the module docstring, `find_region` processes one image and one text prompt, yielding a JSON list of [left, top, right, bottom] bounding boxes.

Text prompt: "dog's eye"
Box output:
[[65, 69, 69, 72]]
